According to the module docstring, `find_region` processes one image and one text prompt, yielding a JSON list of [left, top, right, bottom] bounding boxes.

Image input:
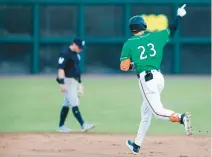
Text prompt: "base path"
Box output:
[[0, 133, 210, 157]]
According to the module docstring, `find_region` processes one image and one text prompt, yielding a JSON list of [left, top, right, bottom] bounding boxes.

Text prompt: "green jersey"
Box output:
[[120, 28, 170, 74]]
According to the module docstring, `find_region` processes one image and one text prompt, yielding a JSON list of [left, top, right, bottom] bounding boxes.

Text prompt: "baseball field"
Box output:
[[0, 75, 211, 157]]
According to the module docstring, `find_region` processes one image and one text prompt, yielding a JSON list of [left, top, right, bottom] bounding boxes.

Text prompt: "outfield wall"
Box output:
[[0, 0, 211, 74]]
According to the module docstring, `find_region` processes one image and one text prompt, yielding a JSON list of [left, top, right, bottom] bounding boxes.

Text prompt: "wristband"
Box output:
[[56, 78, 65, 84]]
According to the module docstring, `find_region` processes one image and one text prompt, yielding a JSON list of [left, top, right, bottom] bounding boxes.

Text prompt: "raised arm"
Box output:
[[169, 4, 187, 37]]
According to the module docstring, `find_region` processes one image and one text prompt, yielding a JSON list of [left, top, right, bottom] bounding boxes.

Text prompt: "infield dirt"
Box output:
[[0, 133, 211, 157]]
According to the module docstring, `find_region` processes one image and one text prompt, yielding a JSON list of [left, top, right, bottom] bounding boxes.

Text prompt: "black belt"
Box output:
[[137, 69, 160, 78]]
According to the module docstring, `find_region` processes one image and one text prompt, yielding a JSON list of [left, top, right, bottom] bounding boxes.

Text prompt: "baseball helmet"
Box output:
[[129, 15, 147, 32]]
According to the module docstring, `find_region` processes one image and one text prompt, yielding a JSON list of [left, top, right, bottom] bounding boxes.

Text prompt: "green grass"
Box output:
[[0, 75, 210, 135]]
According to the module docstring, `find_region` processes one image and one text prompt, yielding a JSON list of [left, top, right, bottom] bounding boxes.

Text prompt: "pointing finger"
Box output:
[[181, 4, 186, 9]]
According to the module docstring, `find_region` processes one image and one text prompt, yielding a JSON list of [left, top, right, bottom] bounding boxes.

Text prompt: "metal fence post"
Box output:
[[78, 4, 85, 73], [124, 4, 131, 38], [32, 3, 39, 74], [173, 4, 181, 74]]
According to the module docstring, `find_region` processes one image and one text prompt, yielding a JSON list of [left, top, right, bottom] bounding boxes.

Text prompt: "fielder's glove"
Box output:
[[177, 4, 187, 17], [78, 83, 84, 97]]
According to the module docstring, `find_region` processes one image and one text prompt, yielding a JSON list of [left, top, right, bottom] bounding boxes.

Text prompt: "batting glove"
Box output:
[[177, 4, 187, 17], [129, 62, 135, 71]]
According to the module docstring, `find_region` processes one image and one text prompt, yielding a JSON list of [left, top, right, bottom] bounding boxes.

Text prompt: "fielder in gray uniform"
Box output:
[[56, 37, 94, 133]]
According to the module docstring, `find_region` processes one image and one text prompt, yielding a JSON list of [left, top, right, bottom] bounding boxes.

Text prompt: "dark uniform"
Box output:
[[56, 38, 94, 132], [58, 47, 82, 84]]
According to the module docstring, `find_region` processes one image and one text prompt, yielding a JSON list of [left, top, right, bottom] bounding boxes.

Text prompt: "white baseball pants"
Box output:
[[134, 70, 176, 146]]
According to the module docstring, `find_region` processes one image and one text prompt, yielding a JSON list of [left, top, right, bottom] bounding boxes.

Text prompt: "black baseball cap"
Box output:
[[73, 37, 85, 49]]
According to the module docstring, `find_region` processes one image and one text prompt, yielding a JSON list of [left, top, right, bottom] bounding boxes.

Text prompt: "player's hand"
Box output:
[[177, 4, 187, 17], [120, 59, 131, 71], [60, 84, 67, 93], [78, 83, 84, 97]]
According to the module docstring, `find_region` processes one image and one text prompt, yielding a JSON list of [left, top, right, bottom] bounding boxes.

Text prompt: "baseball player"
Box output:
[[120, 4, 192, 154], [56, 37, 94, 133]]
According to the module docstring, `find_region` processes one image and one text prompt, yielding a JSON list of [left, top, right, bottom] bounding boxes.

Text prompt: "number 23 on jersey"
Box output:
[[138, 43, 156, 60]]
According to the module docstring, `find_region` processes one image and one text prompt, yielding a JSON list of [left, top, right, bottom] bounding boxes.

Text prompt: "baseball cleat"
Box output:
[[181, 112, 192, 136], [57, 126, 72, 133], [126, 140, 140, 155], [81, 122, 95, 132]]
